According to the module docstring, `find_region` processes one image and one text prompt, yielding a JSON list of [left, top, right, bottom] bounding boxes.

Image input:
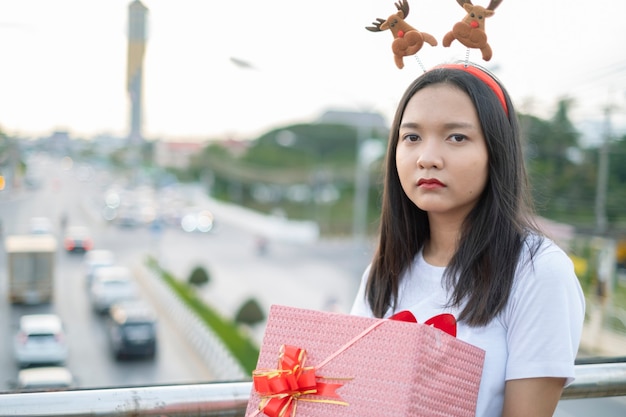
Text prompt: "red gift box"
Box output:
[[246, 305, 485, 417]]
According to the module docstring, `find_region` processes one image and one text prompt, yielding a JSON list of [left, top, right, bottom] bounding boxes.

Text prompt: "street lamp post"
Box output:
[[352, 137, 385, 247]]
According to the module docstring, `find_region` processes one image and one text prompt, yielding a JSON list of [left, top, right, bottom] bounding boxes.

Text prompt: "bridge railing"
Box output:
[[0, 361, 625, 417]]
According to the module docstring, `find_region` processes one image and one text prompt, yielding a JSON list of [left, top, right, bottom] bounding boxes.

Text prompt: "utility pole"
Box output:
[[594, 104, 614, 235]]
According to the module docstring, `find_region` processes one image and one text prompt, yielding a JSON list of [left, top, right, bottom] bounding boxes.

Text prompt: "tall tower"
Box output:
[[127, 0, 148, 144]]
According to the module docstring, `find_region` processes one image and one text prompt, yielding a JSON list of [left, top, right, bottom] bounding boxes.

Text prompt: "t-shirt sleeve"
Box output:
[[503, 242, 586, 386]]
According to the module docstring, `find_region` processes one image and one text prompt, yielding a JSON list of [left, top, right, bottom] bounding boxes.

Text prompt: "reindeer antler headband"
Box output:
[[366, 0, 508, 115], [366, 0, 503, 68]]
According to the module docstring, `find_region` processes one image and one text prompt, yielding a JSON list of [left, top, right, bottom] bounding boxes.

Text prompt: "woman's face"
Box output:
[[396, 83, 489, 220]]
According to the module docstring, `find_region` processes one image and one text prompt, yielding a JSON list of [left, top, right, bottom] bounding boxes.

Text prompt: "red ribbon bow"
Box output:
[[390, 311, 457, 337], [252, 345, 347, 417]]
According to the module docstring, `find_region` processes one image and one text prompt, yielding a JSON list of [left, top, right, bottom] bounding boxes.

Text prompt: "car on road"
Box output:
[[15, 366, 75, 391], [83, 249, 116, 287], [63, 226, 93, 252], [13, 314, 68, 368], [107, 301, 158, 359], [89, 266, 138, 314]]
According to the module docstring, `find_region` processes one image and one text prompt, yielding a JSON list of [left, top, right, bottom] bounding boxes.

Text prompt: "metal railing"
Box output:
[[0, 362, 625, 417]]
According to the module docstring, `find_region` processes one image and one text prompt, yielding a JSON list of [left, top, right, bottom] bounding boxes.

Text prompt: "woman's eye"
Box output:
[[449, 134, 467, 143], [402, 134, 420, 142]]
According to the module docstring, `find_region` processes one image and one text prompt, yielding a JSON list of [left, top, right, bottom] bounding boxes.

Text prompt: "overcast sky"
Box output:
[[0, 0, 624, 144]]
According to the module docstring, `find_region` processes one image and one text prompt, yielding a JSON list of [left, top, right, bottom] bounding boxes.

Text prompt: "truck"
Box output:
[[5, 234, 57, 304]]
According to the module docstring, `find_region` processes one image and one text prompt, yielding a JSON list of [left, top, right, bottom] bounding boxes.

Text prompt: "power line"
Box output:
[[559, 60, 626, 98]]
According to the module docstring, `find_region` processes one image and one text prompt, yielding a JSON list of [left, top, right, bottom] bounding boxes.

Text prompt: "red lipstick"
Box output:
[[417, 178, 445, 189]]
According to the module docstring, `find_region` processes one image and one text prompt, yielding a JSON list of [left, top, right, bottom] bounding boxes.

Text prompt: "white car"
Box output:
[[83, 249, 116, 287], [14, 314, 68, 368], [89, 266, 138, 313], [16, 366, 75, 391]]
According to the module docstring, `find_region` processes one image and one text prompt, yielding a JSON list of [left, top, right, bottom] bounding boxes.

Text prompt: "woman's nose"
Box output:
[[416, 140, 442, 169]]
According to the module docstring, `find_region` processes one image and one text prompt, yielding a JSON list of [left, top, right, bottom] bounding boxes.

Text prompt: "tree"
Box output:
[[523, 99, 591, 222], [606, 134, 626, 224], [250, 123, 359, 168]]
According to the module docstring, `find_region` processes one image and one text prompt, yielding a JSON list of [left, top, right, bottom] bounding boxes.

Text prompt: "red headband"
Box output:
[[434, 63, 508, 116]]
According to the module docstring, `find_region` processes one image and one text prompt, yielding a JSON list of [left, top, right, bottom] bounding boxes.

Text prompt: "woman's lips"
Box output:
[[417, 178, 445, 189]]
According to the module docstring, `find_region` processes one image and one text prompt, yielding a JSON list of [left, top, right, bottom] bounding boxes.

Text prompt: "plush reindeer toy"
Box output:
[[442, 0, 503, 61], [365, 0, 437, 69]]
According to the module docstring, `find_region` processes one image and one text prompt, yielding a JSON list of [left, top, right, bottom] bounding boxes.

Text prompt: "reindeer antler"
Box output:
[[455, 0, 502, 11], [395, 0, 410, 18], [366, 18, 386, 32], [486, 0, 503, 11]]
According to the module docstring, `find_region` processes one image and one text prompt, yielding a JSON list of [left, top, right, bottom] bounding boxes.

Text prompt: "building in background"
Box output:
[[153, 141, 205, 170]]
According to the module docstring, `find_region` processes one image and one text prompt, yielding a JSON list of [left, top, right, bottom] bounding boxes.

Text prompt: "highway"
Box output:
[[0, 153, 368, 390]]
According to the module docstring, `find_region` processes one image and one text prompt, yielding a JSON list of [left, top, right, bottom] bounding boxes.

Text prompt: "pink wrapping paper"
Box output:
[[246, 305, 485, 417]]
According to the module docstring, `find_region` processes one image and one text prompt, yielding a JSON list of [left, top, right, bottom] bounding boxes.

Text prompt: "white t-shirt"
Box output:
[[350, 237, 585, 417]]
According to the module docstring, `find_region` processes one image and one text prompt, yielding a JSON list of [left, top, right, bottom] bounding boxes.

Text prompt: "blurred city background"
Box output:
[[0, 1, 625, 415]]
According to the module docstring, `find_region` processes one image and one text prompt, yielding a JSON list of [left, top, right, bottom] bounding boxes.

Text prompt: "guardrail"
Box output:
[[0, 361, 625, 417]]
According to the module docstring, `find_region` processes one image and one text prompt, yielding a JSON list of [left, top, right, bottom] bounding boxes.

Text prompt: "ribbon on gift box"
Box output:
[[251, 344, 349, 417], [390, 311, 457, 337]]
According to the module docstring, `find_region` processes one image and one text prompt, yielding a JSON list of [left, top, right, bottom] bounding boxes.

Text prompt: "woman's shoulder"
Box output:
[[521, 233, 569, 259], [517, 233, 577, 283]]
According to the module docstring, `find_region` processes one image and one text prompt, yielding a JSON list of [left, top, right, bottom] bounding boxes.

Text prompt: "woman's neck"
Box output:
[[423, 214, 463, 267]]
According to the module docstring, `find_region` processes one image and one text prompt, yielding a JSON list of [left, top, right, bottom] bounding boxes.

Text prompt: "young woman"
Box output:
[[350, 64, 585, 417]]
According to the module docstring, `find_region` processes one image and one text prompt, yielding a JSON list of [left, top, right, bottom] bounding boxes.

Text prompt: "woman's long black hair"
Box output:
[[365, 66, 542, 326]]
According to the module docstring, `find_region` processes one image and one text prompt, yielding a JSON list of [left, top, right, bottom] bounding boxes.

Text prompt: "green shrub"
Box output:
[[188, 265, 210, 287], [235, 298, 265, 326]]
